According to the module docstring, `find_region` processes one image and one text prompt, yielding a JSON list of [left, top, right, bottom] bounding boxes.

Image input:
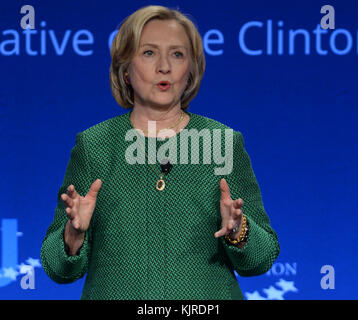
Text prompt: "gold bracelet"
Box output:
[[225, 214, 248, 245]]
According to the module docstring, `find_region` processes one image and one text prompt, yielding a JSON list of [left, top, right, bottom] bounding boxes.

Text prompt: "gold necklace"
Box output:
[[139, 109, 184, 136]]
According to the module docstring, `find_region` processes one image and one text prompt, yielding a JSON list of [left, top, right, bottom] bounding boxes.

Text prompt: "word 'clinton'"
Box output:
[[124, 123, 234, 176]]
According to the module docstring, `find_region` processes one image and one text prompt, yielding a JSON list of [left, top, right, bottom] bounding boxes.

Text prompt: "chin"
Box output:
[[149, 98, 177, 109]]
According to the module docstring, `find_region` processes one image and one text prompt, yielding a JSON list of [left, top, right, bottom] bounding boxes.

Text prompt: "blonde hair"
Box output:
[[109, 5, 206, 110]]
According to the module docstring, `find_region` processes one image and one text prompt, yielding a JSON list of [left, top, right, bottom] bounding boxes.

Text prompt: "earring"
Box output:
[[124, 72, 130, 84]]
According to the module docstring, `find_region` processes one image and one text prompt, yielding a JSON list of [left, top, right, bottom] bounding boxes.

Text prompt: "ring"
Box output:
[[231, 225, 239, 234]]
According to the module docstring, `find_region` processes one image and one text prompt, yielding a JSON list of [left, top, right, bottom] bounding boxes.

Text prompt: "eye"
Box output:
[[173, 51, 184, 58], [143, 50, 154, 56]]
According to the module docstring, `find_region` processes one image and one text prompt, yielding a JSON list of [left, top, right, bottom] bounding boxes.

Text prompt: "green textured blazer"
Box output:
[[41, 110, 280, 300]]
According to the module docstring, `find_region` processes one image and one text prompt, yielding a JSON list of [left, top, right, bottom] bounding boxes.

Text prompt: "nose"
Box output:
[[157, 54, 171, 74]]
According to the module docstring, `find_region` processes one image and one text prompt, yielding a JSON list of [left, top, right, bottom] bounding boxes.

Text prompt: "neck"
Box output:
[[130, 104, 188, 138]]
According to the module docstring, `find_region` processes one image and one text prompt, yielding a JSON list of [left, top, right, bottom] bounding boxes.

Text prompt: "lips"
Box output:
[[157, 81, 171, 91]]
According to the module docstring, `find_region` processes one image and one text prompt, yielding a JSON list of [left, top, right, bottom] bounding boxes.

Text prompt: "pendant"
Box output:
[[156, 178, 165, 191]]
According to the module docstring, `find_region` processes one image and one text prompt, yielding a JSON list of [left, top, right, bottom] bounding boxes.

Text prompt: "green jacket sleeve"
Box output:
[[40, 132, 93, 284], [221, 131, 280, 277]]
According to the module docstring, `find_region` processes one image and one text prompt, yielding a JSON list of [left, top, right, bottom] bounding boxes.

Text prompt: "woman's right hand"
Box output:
[[61, 179, 103, 234]]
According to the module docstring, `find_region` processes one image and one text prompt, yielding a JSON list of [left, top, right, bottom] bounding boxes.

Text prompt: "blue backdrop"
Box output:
[[1, 0, 357, 300]]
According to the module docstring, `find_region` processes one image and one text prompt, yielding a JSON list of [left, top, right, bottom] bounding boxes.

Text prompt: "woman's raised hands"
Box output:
[[214, 178, 244, 240], [61, 179, 103, 234]]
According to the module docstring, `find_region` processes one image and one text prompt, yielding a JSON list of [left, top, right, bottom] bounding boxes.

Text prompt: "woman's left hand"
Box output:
[[214, 178, 244, 239]]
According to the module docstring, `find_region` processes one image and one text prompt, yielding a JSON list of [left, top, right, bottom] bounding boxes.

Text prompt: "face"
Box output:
[[127, 19, 192, 109]]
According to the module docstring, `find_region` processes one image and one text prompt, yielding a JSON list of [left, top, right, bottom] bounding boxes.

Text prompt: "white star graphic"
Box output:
[[276, 279, 298, 293], [26, 257, 41, 268], [263, 286, 285, 300], [2, 267, 19, 280], [17, 263, 27, 272], [245, 290, 267, 300], [18, 264, 33, 274]]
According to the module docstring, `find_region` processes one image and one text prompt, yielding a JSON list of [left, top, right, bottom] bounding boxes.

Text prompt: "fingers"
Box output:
[[215, 218, 243, 239], [215, 205, 243, 238], [61, 184, 78, 204], [232, 207, 243, 219], [233, 198, 244, 209], [61, 193, 73, 208], [65, 207, 74, 220], [66, 184, 78, 198], [220, 178, 231, 202], [214, 227, 227, 238], [214, 220, 240, 237], [61, 179, 102, 220], [230, 202, 243, 228], [227, 211, 242, 229], [61, 184, 79, 219], [61, 193, 74, 219], [86, 179, 103, 200]]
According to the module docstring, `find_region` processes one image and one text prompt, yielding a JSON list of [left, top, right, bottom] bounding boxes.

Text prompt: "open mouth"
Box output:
[[157, 81, 171, 90]]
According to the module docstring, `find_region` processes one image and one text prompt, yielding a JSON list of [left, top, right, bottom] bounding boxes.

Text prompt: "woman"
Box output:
[[41, 5, 279, 300]]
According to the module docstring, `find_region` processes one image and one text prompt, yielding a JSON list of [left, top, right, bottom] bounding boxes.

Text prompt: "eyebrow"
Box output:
[[140, 43, 188, 50]]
